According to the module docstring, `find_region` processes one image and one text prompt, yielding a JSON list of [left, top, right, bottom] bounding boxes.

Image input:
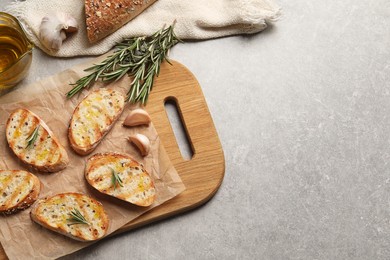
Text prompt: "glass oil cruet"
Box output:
[[0, 12, 33, 94]]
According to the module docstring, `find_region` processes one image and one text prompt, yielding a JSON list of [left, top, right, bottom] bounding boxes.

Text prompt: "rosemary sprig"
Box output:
[[25, 125, 40, 149], [111, 167, 123, 190], [67, 23, 181, 104], [67, 208, 89, 225]]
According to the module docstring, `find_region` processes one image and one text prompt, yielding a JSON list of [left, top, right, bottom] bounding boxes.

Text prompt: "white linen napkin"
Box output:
[[6, 0, 281, 57]]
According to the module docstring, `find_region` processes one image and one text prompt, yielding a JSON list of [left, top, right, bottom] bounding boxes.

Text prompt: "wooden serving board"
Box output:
[[0, 61, 225, 259], [118, 61, 225, 231]]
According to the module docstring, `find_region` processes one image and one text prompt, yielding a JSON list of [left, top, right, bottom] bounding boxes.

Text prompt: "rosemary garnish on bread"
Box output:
[[67, 208, 90, 225], [67, 23, 181, 104], [111, 167, 123, 190], [25, 125, 40, 149]]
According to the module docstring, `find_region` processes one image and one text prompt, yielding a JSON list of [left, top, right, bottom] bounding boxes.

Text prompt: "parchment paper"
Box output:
[[0, 56, 186, 260]]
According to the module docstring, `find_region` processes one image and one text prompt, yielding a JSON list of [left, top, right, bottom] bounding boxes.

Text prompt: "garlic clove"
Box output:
[[123, 108, 151, 127], [60, 30, 67, 41], [128, 134, 150, 157], [39, 12, 78, 52], [56, 12, 78, 33]]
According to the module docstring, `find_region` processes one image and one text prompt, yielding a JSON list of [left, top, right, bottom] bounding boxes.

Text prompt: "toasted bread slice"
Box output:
[[85, 152, 156, 207], [0, 170, 41, 214], [30, 192, 109, 241], [68, 89, 125, 155], [6, 108, 69, 173]]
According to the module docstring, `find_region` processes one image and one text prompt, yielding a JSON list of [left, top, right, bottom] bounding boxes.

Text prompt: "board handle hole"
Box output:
[[164, 98, 194, 161]]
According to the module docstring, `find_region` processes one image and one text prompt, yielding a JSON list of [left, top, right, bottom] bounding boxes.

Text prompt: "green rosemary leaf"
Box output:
[[66, 23, 181, 104], [25, 125, 40, 149], [67, 208, 89, 225], [85, 64, 101, 72], [111, 168, 123, 190], [94, 69, 105, 81], [101, 70, 121, 77]]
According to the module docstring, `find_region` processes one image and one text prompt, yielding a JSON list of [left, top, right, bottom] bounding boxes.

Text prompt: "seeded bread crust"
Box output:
[[5, 108, 69, 173], [85, 152, 156, 207], [30, 192, 109, 241], [68, 89, 125, 155], [85, 0, 159, 43], [0, 170, 41, 215]]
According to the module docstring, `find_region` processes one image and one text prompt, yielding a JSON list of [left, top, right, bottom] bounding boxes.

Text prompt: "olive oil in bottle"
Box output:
[[0, 12, 33, 91], [0, 24, 26, 72]]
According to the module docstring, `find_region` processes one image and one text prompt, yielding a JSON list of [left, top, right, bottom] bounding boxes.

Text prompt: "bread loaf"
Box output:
[[85, 152, 156, 207], [30, 192, 109, 241], [6, 108, 69, 173], [0, 170, 41, 214], [85, 0, 159, 43], [68, 89, 125, 155]]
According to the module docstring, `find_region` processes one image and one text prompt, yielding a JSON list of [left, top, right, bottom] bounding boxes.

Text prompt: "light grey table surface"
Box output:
[[2, 0, 390, 259]]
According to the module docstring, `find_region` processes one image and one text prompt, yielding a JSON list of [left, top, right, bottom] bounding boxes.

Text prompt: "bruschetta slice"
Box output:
[[85, 152, 156, 207], [68, 89, 125, 155], [0, 170, 41, 214], [30, 192, 109, 241], [6, 108, 69, 173]]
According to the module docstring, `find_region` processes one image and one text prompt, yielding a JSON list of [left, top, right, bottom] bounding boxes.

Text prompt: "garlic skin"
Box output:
[[39, 12, 78, 52], [123, 108, 151, 127], [128, 134, 150, 157]]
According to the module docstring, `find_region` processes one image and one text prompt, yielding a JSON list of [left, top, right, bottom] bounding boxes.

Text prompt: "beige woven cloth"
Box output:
[[6, 0, 281, 57]]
